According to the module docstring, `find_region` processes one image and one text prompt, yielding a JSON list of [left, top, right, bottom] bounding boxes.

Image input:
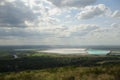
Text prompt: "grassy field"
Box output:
[[0, 64, 120, 80]]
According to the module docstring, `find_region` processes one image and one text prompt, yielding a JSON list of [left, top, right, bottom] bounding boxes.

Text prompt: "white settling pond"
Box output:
[[38, 48, 87, 54], [38, 48, 110, 55]]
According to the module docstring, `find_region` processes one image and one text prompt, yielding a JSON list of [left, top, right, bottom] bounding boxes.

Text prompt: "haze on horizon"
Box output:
[[0, 0, 120, 46]]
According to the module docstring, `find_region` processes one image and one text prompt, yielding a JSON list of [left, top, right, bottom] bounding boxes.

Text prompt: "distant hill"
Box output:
[[107, 50, 120, 55]]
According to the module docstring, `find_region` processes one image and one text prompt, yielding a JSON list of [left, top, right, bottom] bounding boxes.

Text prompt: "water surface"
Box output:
[[87, 49, 110, 54]]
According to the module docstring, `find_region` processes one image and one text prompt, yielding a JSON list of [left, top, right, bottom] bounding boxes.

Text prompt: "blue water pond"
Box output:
[[87, 49, 110, 54]]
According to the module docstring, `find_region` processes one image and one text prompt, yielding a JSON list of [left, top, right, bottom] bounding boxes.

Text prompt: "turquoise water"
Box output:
[[87, 49, 110, 54]]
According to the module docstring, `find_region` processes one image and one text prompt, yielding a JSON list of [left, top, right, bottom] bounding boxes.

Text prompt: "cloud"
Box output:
[[86, 23, 120, 40], [0, 24, 99, 39], [48, 8, 61, 16], [0, 27, 35, 37], [111, 23, 120, 29], [111, 10, 120, 18], [47, 0, 97, 8], [55, 24, 99, 37], [0, 0, 119, 45], [76, 4, 109, 19], [0, 0, 36, 27]]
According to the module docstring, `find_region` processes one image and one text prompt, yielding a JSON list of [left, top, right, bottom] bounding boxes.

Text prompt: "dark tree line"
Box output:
[[0, 56, 120, 73]]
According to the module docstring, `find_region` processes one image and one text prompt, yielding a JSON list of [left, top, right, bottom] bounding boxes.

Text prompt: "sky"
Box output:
[[0, 0, 120, 46]]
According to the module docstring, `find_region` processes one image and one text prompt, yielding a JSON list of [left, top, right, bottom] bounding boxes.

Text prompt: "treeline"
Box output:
[[0, 55, 120, 73]]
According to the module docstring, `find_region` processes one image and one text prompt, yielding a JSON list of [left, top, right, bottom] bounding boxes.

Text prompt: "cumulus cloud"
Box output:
[[48, 8, 61, 16], [111, 10, 120, 18], [0, 0, 119, 45], [0, 0, 62, 27], [47, 0, 97, 8], [86, 23, 120, 40], [55, 24, 99, 37], [0, 0, 37, 27], [76, 4, 110, 19], [111, 23, 120, 29]]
